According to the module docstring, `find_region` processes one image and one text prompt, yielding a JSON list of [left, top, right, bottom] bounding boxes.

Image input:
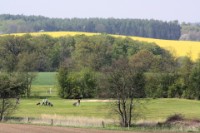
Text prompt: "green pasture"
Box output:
[[14, 72, 200, 122], [13, 98, 200, 121], [32, 72, 57, 86], [13, 99, 110, 118], [144, 98, 200, 121], [31, 72, 58, 97], [31, 85, 58, 98]]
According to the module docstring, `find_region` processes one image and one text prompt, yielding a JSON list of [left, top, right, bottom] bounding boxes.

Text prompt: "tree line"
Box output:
[[0, 34, 199, 100], [180, 23, 200, 41], [0, 14, 181, 40]]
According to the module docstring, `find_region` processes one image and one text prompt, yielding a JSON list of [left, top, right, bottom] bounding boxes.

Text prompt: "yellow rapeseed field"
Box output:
[[6, 31, 98, 37], [131, 36, 200, 60], [2, 31, 200, 60]]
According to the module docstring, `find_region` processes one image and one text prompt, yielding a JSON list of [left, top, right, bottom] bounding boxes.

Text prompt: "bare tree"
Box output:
[[104, 58, 145, 127]]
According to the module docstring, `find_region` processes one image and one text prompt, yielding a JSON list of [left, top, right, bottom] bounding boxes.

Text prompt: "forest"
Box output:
[[0, 34, 200, 100], [180, 23, 200, 41], [2, 14, 200, 41], [0, 14, 181, 40]]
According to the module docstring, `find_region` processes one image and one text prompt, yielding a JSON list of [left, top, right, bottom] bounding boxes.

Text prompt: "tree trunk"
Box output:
[[117, 99, 124, 126], [122, 99, 128, 127], [26, 74, 32, 98], [128, 98, 133, 127], [0, 98, 5, 121]]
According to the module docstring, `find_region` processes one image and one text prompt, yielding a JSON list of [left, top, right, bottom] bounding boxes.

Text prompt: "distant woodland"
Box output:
[[0, 34, 168, 72], [0, 14, 181, 40], [180, 23, 200, 41]]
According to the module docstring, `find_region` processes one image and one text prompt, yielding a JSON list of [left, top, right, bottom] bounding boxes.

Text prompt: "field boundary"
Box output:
[[2, 116, 114, 128]]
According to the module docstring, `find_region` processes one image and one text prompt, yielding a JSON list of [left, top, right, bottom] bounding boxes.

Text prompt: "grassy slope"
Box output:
[[144, 98, 200, 121], [4, 31, 200, 60], [29, 73, 200, 121], [14, 99, 110, 118], [13, 98, 200, 122]]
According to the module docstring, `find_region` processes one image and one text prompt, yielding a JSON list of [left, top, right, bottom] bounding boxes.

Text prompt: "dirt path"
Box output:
[[0, 123, 182, 133]]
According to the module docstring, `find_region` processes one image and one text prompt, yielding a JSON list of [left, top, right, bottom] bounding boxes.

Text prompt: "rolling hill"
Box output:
[[3, 31, 200, 60]]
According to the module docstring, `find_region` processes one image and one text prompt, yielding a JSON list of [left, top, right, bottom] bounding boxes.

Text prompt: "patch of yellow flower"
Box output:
[[6, 31, 98, 37], [2, 31, 200, 60], [131, 36, 200, 61]]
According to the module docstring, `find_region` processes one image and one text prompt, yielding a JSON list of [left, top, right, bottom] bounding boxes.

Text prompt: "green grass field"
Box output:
[[31, 72, 57, 98], [144, 98, 200, 121], [14, 99, 110, 118], [31, 85, 58, 98], [13, 98, 200, 122], [13, 72, 200, 122], [32, 72, 57, 86]]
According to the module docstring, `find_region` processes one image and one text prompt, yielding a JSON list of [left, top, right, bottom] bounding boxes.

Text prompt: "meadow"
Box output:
[[31, 72, 57, 98], [6, 31, 200, 60], [32, 72, 57, 86], [12, 72, 200, 123], [14, 97, 200, 122]]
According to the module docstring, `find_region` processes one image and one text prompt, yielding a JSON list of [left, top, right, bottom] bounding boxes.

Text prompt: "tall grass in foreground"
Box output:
[[3, 115, 114, 128], [41, 114, 114, 127]]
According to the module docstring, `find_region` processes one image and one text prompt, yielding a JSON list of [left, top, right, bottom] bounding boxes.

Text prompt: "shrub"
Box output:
[[166, 114, 184, 123]]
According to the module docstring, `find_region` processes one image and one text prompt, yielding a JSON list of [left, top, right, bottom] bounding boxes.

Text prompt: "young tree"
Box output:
[[189, 58, 200, 99], [104, 58, 145, 127], [17, 52, 38, 97], [57, 65, 71, 99], [78, 68, 97, 98], [0, 35, 24, 72], [0, 73, 26, 121], [177, 56, 193, 98], [0, 35, 37, 98], [57, 65, 97, 99], [179, 56, 193, 88]]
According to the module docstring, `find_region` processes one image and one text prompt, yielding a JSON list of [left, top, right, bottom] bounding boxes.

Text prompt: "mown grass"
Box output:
[[31, 72, 57, 98], [13, 97, 200, 123], [32, 72, 57, 86], [11, 71, 200, 131], [13, 99, 111, 119], [143, 98, 200, 121], [31, 85, 57, 98]]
